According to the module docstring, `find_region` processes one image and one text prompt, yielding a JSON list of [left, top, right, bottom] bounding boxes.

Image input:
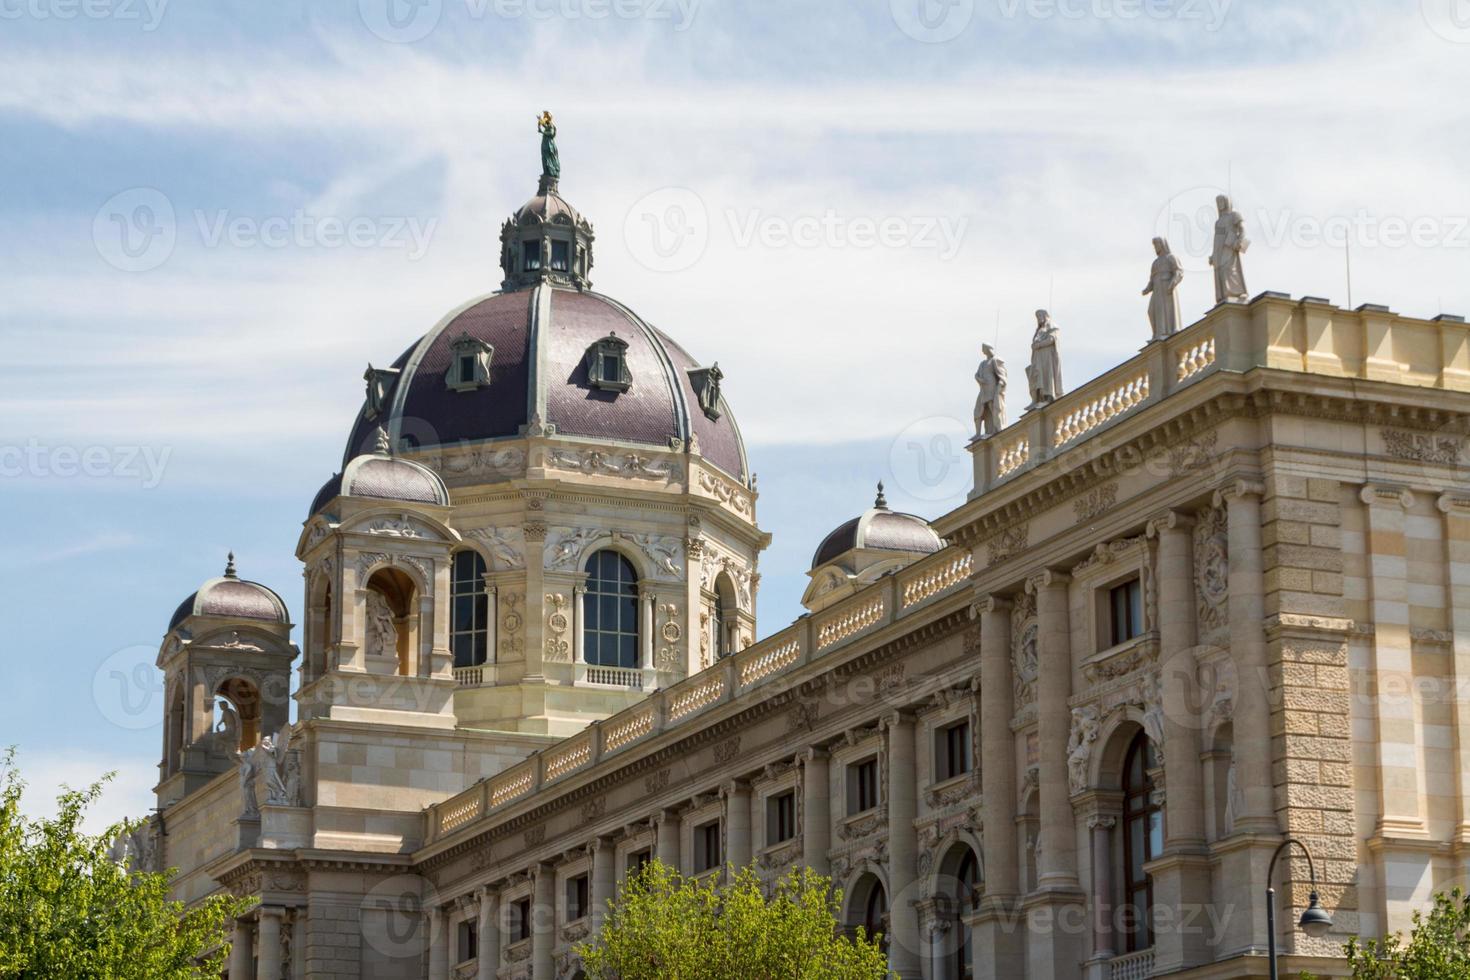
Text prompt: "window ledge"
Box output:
[[1082, 634, 1159, 684], [924, 772, 978, 809]]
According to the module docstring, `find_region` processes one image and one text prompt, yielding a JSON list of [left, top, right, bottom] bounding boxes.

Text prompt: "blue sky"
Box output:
[[4, 0, 1470, 828]]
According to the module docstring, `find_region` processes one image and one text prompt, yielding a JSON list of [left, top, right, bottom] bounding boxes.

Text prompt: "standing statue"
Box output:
[[537, 111, 560, 180], [974, 344, 1008, 438], [263, 725, 292, 806], [1142, 237, 1185, 341], [1210, 195, 1250, 304], [239, 745, 260, 819], [1025, 310, 1064, 410]]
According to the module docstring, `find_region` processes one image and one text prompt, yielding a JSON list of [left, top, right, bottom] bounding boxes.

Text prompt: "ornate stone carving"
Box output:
[[1066, 705, 1101, 795], [468, 527, 525, 570], [436, 446, 525, 483], [788, 698, 820, 733], [355, 551, 391, 578], [697, 470, 752, 515], [1382, 427, 1464, 465], [1194, 504, 1229, 645], [365, 590, 397, 660], [1165, 429, 1219, 477], [656, 603, 683, 673], [630, 533, 684, 578], [524, 826, 546, 847], [1011, 591, 1039, 707], [644, 769, 670, 795], [713, 737, 741, 764], [580, 797, 605, 822], [1074, 483, 1118, 523], [545, 527, 599, 572], [546, 447, 681, 482], [364, 517, 427, 538], [985, 524, 1030, 566], [873, 663, 906, 698], [545, 594, 570, 662], [499, 592, 525, 660]]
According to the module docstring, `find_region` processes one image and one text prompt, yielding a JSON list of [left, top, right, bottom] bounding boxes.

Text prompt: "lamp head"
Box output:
[[1299, 891, 1334, 939]]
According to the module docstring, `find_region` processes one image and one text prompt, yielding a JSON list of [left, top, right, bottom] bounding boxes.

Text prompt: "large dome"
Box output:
[[342, 284, 750, 483]]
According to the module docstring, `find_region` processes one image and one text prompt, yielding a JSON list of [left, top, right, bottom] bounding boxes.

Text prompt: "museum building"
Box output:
[[135, 145, 1470, 979]]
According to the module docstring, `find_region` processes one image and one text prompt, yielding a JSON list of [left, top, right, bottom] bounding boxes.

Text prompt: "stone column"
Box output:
[[1220, 481, 1276, 833], [532, 863, 555, 980], [486, 583, 499, 667], [885, 711, 921, 979], [255, 907, 283, 980], [591, 836, 616, 932], [974, 595, 1024, 980], [655, 809, 681, 872], [1030, 569, 1084, 980], [229, 917, 253, 980], [1088, 817, 1116, 961], [1440, 494, 1470, 849], [1363, 485, 1427, 836], [477, 887, 499, 980], [426, 905, 448, 980], [723, 780, 752, 873], [640, 589, 655, 670], [573, 586, 587, 664], [801, 748, 831, 876], [290, 910, 306, 980]]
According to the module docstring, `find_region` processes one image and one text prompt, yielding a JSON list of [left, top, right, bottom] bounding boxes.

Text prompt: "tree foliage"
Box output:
[[575, 860, 891, 980], [0, 750, 248, 979], [1339, 889, 1470, 980]]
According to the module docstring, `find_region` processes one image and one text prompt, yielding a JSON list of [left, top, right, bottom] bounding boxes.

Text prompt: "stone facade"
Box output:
[[137, 254, 1470, 976]]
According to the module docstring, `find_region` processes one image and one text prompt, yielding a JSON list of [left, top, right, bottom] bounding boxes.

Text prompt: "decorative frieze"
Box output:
[[1193, 503, 1229, 645], [985, 524, 1030, 566], [1074, 483, 1119, 523], [1382, 427, 1464, 465]]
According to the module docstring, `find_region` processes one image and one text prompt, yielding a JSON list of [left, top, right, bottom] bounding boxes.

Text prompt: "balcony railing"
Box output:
[[425, 544, 975, 844], [1108, 948, 1155, 980]]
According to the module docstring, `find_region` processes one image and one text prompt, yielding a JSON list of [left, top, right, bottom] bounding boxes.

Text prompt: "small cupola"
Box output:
[[499, 112, 595, 292], [802, 483, 944, 613]]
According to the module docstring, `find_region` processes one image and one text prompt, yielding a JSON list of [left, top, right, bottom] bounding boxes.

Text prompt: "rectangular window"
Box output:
[[456, 920, 478, 964], [694, 821, 722, 873], [551, 239, 570, 271], [522, 240, 541, 271], [847, 758, 879, 815], [510, 897, 531, 943], [1110, 578, 1144, 646], [459, 354, 477, 383], [566, 874, 589, 922], [935, 720, 972, 782], [627, 848, 652, 876], [766, 791, 796, 845]]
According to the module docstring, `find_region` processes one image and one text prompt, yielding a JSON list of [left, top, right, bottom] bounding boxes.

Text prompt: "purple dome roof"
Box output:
[[310, 443, 451, 518], [812, 488, 943, 569], [341, 285, 749, 485], [169, 556, 289, 631]]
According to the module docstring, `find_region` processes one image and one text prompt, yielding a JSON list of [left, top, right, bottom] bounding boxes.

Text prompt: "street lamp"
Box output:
[[1267, 837, 1334, 980]]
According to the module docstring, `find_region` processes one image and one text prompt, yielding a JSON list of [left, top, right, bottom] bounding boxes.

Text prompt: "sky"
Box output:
[[4, 0, 1470, 832]]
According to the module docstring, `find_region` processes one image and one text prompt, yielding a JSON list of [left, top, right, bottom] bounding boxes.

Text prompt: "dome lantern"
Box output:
[[499, 113, 595, 292]]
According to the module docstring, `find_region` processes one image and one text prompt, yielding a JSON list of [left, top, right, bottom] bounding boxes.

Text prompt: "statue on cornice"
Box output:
[[1025, 310, 1064, 410], [974, 344, 1007, 438], [1210, 195, 1249, 304], [538, 111, 560, 180], [1143, 237, 1185, 341]]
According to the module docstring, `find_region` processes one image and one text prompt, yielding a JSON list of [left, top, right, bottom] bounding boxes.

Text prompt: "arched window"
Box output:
[[862, 881, 888, 954], [713, 573, 738, 659], [1121, 732, 1162, 951], [584, 550, 639, 669], [954, 849, 980, 979], [450, 551, 489, 668]]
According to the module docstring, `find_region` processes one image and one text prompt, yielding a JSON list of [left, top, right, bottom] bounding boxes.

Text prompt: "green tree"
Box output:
[[1338, 888, 1470, 980], [576, 860, 891, 980], [0, 750, 249, 979]]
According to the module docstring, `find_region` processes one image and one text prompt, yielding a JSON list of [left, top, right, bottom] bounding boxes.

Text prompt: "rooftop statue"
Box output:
[[1143, 237, 1185, 341], [1210, 194, 1249, 304], [1025, 310, 1064, 410], [974, 343, 1008, 438], [538, 110, 560, 180]]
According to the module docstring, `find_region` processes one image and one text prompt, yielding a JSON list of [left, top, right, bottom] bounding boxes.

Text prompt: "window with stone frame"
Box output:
[[627, 847, 652, 876], [456, 919, 478, 964], [450, 550, 489, 668], [583, 550, 639, 669], [1120, 731, 1162, 951], [566, 873, 590, 922], [444, 332, 494, 392], [688, 363, 724, 421], [584, 332, 632, 393], [1109, 577, 1144, 647], [847, 757, 880, 815], [766, 790, 796, 845], [934, 718, 972, 782], [693, 820, 722, 873], [509, 897, 532, 943]]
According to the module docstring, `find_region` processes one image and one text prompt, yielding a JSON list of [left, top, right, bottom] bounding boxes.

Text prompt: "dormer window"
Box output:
[[444, 332, 494, 392], [362, 364, 401, 421], [522, 240, 542, 272], [585, 332, 632, 393], [688, 363, 724, 421], [550, 239, 570, 272]]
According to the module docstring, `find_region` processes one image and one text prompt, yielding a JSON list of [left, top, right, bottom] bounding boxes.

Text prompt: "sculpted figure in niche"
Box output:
[[1066, 705, 1101, 795], [974, 344, 1008, 438], [1143, 237, 1185, 340], [1210, 195, 1250, 304], [1025, 310, 1064, 410], [365, 589, 397, 659]]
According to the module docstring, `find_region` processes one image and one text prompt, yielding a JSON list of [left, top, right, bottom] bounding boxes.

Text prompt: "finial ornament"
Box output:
[[1210, 194, 1250, 304], [373, 426, 392, 455], [974, 343, 1007, 438], [1143, 237, 1184, 341], [875, 482, 889, 509], [1025, 310, 1064, 411], [224, 552, 237, 579], [537, 111, 560, 181]]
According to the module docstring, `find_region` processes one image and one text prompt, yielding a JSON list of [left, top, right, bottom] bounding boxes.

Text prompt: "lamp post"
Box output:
[[1266, 837, 1334, 980]]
